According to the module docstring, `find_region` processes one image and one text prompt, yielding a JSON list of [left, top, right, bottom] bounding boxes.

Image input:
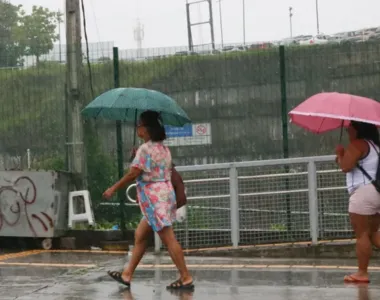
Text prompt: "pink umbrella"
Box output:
[[288, 92, 380, 133]]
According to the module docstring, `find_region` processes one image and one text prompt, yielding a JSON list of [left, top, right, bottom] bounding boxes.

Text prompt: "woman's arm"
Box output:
[[336, 140, 368, 173], [103, 167, 142, 199], [111, 167, 142, 192], [104, 145, 148, 200]]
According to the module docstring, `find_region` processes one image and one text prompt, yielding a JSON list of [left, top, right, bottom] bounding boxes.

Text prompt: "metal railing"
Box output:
[[106, 155, 351, 251], [155, 155, 350, 251]]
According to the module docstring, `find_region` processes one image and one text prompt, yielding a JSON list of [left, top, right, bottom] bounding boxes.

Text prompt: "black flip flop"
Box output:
[[166, 279, 194, 290], [107, 271, 131, 288]]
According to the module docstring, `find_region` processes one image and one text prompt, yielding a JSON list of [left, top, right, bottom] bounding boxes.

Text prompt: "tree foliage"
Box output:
[[0, 1, 61, 67], [19, 6, 62, 64], [0, 1, 23, 67]]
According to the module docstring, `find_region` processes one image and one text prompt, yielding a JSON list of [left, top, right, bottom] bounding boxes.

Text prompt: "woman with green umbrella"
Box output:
[[103, 110, 194, 290]]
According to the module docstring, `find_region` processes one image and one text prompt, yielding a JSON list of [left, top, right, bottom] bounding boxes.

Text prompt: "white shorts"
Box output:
[[349, 184, 380, 215]]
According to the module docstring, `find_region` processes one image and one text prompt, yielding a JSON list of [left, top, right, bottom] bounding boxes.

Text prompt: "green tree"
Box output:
[[0, 1, 24, 68], [19, 6, 61, 65]]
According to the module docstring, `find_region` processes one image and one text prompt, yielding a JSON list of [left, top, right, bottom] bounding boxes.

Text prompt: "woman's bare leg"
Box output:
[[158, 226, 192, 284], [369, 214, 380, 248], [122, 219, 152, 282], [348, 213, 372, 279]]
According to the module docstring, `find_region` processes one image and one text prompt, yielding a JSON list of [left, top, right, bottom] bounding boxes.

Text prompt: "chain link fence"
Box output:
[[1, 40, 380, 238], [167, 156, 350, 249]]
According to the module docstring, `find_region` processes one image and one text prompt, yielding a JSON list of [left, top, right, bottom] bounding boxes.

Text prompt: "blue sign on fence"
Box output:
[[164, 124, 193, 138], [164, 123, 212, 146]]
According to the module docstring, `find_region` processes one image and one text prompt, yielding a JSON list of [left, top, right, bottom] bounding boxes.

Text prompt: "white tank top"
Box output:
[[346, 140, 379, 194]]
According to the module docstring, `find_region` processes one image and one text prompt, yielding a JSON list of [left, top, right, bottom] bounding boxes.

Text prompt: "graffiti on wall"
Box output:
[[0, 175, 54, 236]]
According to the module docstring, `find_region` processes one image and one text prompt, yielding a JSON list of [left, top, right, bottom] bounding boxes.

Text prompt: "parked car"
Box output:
[[279, 38, 299, 46], [299, 34, 330, 46], [174, 51, 198, 56], [197, 49, 221, 56], [294, 35, 313, 43], [327, 35, 341, 44], [368, 34, 380, 41], [221, 45, 247, 53], [340, 35, 364, 44], [249, 42, 275, 50]]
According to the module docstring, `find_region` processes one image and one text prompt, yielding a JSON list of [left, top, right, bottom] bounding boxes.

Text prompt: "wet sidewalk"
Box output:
[[0, 250, 379, 299]]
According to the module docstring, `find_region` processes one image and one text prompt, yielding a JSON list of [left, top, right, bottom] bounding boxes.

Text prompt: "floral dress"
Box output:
[[131, 140, 176, 232]]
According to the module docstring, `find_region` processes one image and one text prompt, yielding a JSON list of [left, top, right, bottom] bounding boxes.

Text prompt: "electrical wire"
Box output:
[[89, 0, 105, 59], [80, 0, 95, 99]]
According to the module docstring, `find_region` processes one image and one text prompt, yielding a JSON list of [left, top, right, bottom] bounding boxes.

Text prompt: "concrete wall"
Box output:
[[0, 171, 70, 238]]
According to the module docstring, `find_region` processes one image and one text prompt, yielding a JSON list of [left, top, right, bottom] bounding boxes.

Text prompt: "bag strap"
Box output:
[[357, 164, 375, 183], [368, 140, 380, 155], [357, 140, 379, 183]]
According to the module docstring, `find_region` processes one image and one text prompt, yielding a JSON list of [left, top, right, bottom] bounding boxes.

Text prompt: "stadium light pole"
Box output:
[[289, 7, 293, 38], [316, 0, 320, 34], [218, 0, 224, 48], [242, 0, 246, 46]]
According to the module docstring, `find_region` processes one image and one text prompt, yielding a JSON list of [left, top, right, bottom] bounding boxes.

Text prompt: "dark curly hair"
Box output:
[[139, 110, 166, 142]]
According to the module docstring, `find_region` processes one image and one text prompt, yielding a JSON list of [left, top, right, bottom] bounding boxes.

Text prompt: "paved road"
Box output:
[[0, 250, 378, 299]]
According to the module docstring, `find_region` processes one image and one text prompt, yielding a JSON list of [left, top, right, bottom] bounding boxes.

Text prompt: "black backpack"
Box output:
[[357, 141, 380, 193]]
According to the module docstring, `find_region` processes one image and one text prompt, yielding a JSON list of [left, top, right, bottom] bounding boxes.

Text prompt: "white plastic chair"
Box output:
[[68, 190, 95, 228]]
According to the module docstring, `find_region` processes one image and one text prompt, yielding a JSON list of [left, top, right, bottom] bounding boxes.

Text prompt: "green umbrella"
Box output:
[[81, 87, 191, 127], [81, 86, 191, 237]]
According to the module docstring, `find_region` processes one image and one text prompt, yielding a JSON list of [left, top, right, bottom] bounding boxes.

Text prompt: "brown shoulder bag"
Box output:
[[171, 166, 187, 209]]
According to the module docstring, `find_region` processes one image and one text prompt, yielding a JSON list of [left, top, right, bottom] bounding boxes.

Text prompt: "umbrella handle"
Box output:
[[132, 126, 137, 147], [133, 110, 138, 146], [129, 127, 137, 163], [336, 120, 345, 170], [129, 110, 138, 162], [129, 147, 137, 162], [339, 120, 344, 143]]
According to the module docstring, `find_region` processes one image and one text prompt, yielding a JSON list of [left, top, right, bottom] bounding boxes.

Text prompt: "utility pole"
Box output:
[[289, 7, 293, 38], [242, 0, 246, 46], [315, 0, 320, 34], [208, 0, 216, 50], [65, 0, 86, 187], [218, 0, 224, 48], [185, 2, 193, 51]]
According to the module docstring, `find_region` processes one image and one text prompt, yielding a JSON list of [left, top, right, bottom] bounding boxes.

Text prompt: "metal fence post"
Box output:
[[154, 256, 163, 298], [307, 161, 319, 244], [154, 232, 161, 254], [113, 46, 126, 237], [279, 45, 292, 234], [229, 166, 240, 247]]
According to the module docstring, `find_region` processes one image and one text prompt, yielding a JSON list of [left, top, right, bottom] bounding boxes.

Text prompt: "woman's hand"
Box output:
[[103, 187, 116, 200], [335, 145, 345, 156]]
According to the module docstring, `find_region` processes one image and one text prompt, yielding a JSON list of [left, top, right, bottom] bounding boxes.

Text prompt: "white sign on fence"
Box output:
[[164, 123, 212, 146]]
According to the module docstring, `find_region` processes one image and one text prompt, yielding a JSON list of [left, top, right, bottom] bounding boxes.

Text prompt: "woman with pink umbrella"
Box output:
[[289, 92, 380, 283], [335, 121, 380, 283]]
